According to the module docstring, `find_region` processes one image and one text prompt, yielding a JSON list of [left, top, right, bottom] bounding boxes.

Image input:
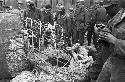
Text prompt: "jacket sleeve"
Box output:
[[50, 14, 54, 26], [115, 39, 125, 56], [22, 10, 26, 27], [66, 17, 71, 32]]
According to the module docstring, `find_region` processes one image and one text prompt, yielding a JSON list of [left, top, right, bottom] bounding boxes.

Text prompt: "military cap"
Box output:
[[45, 4, 52, 9], [26, 0, 35, 5]]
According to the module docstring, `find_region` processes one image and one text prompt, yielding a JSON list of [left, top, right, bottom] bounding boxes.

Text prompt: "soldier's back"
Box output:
[[24, 8, 42, 21]]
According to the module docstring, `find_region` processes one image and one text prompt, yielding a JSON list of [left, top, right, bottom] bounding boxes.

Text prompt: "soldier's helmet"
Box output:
[[18, 1, 23, 4], [26, 0, 35, 6], [69, 8, 74, 12], [58, 5, 65, 11], [56, 3, 62, 8]]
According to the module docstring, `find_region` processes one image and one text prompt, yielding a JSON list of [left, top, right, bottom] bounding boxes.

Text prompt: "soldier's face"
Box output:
[[119, 0, 125, 9], [26, 1, 35, 9]]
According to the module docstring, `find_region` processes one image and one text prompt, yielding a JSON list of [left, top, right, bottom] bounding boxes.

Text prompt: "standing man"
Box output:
[[42, 4, 54, 25], [73, 1, 86, 45], [87, 1, 109, 47], [55, 6, 71, 47], [23, 0, 43, 48], [68, 7, 75, 45]]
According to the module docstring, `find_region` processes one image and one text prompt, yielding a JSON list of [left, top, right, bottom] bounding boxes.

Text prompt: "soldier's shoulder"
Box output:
[[35, 8, 41, 11]]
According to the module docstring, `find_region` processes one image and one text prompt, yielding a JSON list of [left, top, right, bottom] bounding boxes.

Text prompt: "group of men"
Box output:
[[22, 0, 125, 82], [22, 0, 90, 48]]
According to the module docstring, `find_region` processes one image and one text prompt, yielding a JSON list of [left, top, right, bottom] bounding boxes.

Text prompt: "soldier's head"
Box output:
[[118, 0, 125, 9], [58, 3, 62, 6], [69, 8, 74, 13], [105, 2, 121, 18], [56, 3, 62, 9], [58, 5, 65, 15], [45, 4, 52, 12], [76, 1, 81, 8], [26, 0, 35, 9]]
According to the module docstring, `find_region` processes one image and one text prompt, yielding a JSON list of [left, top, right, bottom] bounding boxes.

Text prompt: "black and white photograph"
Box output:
[[0, 0, 124, 82]]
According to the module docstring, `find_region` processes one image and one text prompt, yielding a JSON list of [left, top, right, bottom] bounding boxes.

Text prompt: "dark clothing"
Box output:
[[55, 13, 71, 46], [86, 7, 97, 46], [87, 28, 97, 46], [96, 9, 125, 82], [73, 28, 86, 45], [73, 5, 86, 45], [86, 6, 111, 81], [88, 45, 111, 80], [42, 11, 54, 25], [23, 8, 42, 21]]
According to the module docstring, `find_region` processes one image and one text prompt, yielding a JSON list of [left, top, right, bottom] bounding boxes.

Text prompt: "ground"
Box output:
[[0, 12, 22, 80]]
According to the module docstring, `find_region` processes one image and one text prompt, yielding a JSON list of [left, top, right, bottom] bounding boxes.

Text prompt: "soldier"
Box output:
[[23, 0, 43, 21], [79, 2, 121, 82], [17, 1, 23, 10], [96, 0, 125, 81], [73, 1, 86, 45], [55, 6, 71, 47], [68, 7, 75, 44], [23, 0, 43, 48], [87, 1, 109, 47], [42, 4, 54, 25]]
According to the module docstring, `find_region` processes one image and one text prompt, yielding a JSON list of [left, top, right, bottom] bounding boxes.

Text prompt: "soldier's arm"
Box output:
[[54, 11, 59, 21], [22, 10, 27, 28], [115, 39, 125, 56], [50, 13, 54, 26]]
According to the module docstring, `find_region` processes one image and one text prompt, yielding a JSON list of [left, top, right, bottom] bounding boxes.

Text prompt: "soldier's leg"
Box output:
[[87, 30, 93, 46], [72, 29, 79, 44], [65, 33, 72, 47], [79, 29, 85, 45], [93, 32, 98, 48]]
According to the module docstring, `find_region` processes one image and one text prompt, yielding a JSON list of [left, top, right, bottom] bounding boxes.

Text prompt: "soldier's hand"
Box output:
[[105, 33, 117, 44], [99, 32, 117, 44]]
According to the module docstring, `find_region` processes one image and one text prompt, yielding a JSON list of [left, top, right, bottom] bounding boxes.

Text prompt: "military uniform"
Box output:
[[86, 6, 97, 46], [42, 10, 54, 25], [73, 5, 86, 45], [56, 12, 71, 46], [23, 8, 42, 21], [68, 8, 75, 44], [96, 8, 125, 82]]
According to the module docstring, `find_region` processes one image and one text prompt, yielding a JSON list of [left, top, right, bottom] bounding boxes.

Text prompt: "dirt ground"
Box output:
[[0, 13, 22, 81]]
